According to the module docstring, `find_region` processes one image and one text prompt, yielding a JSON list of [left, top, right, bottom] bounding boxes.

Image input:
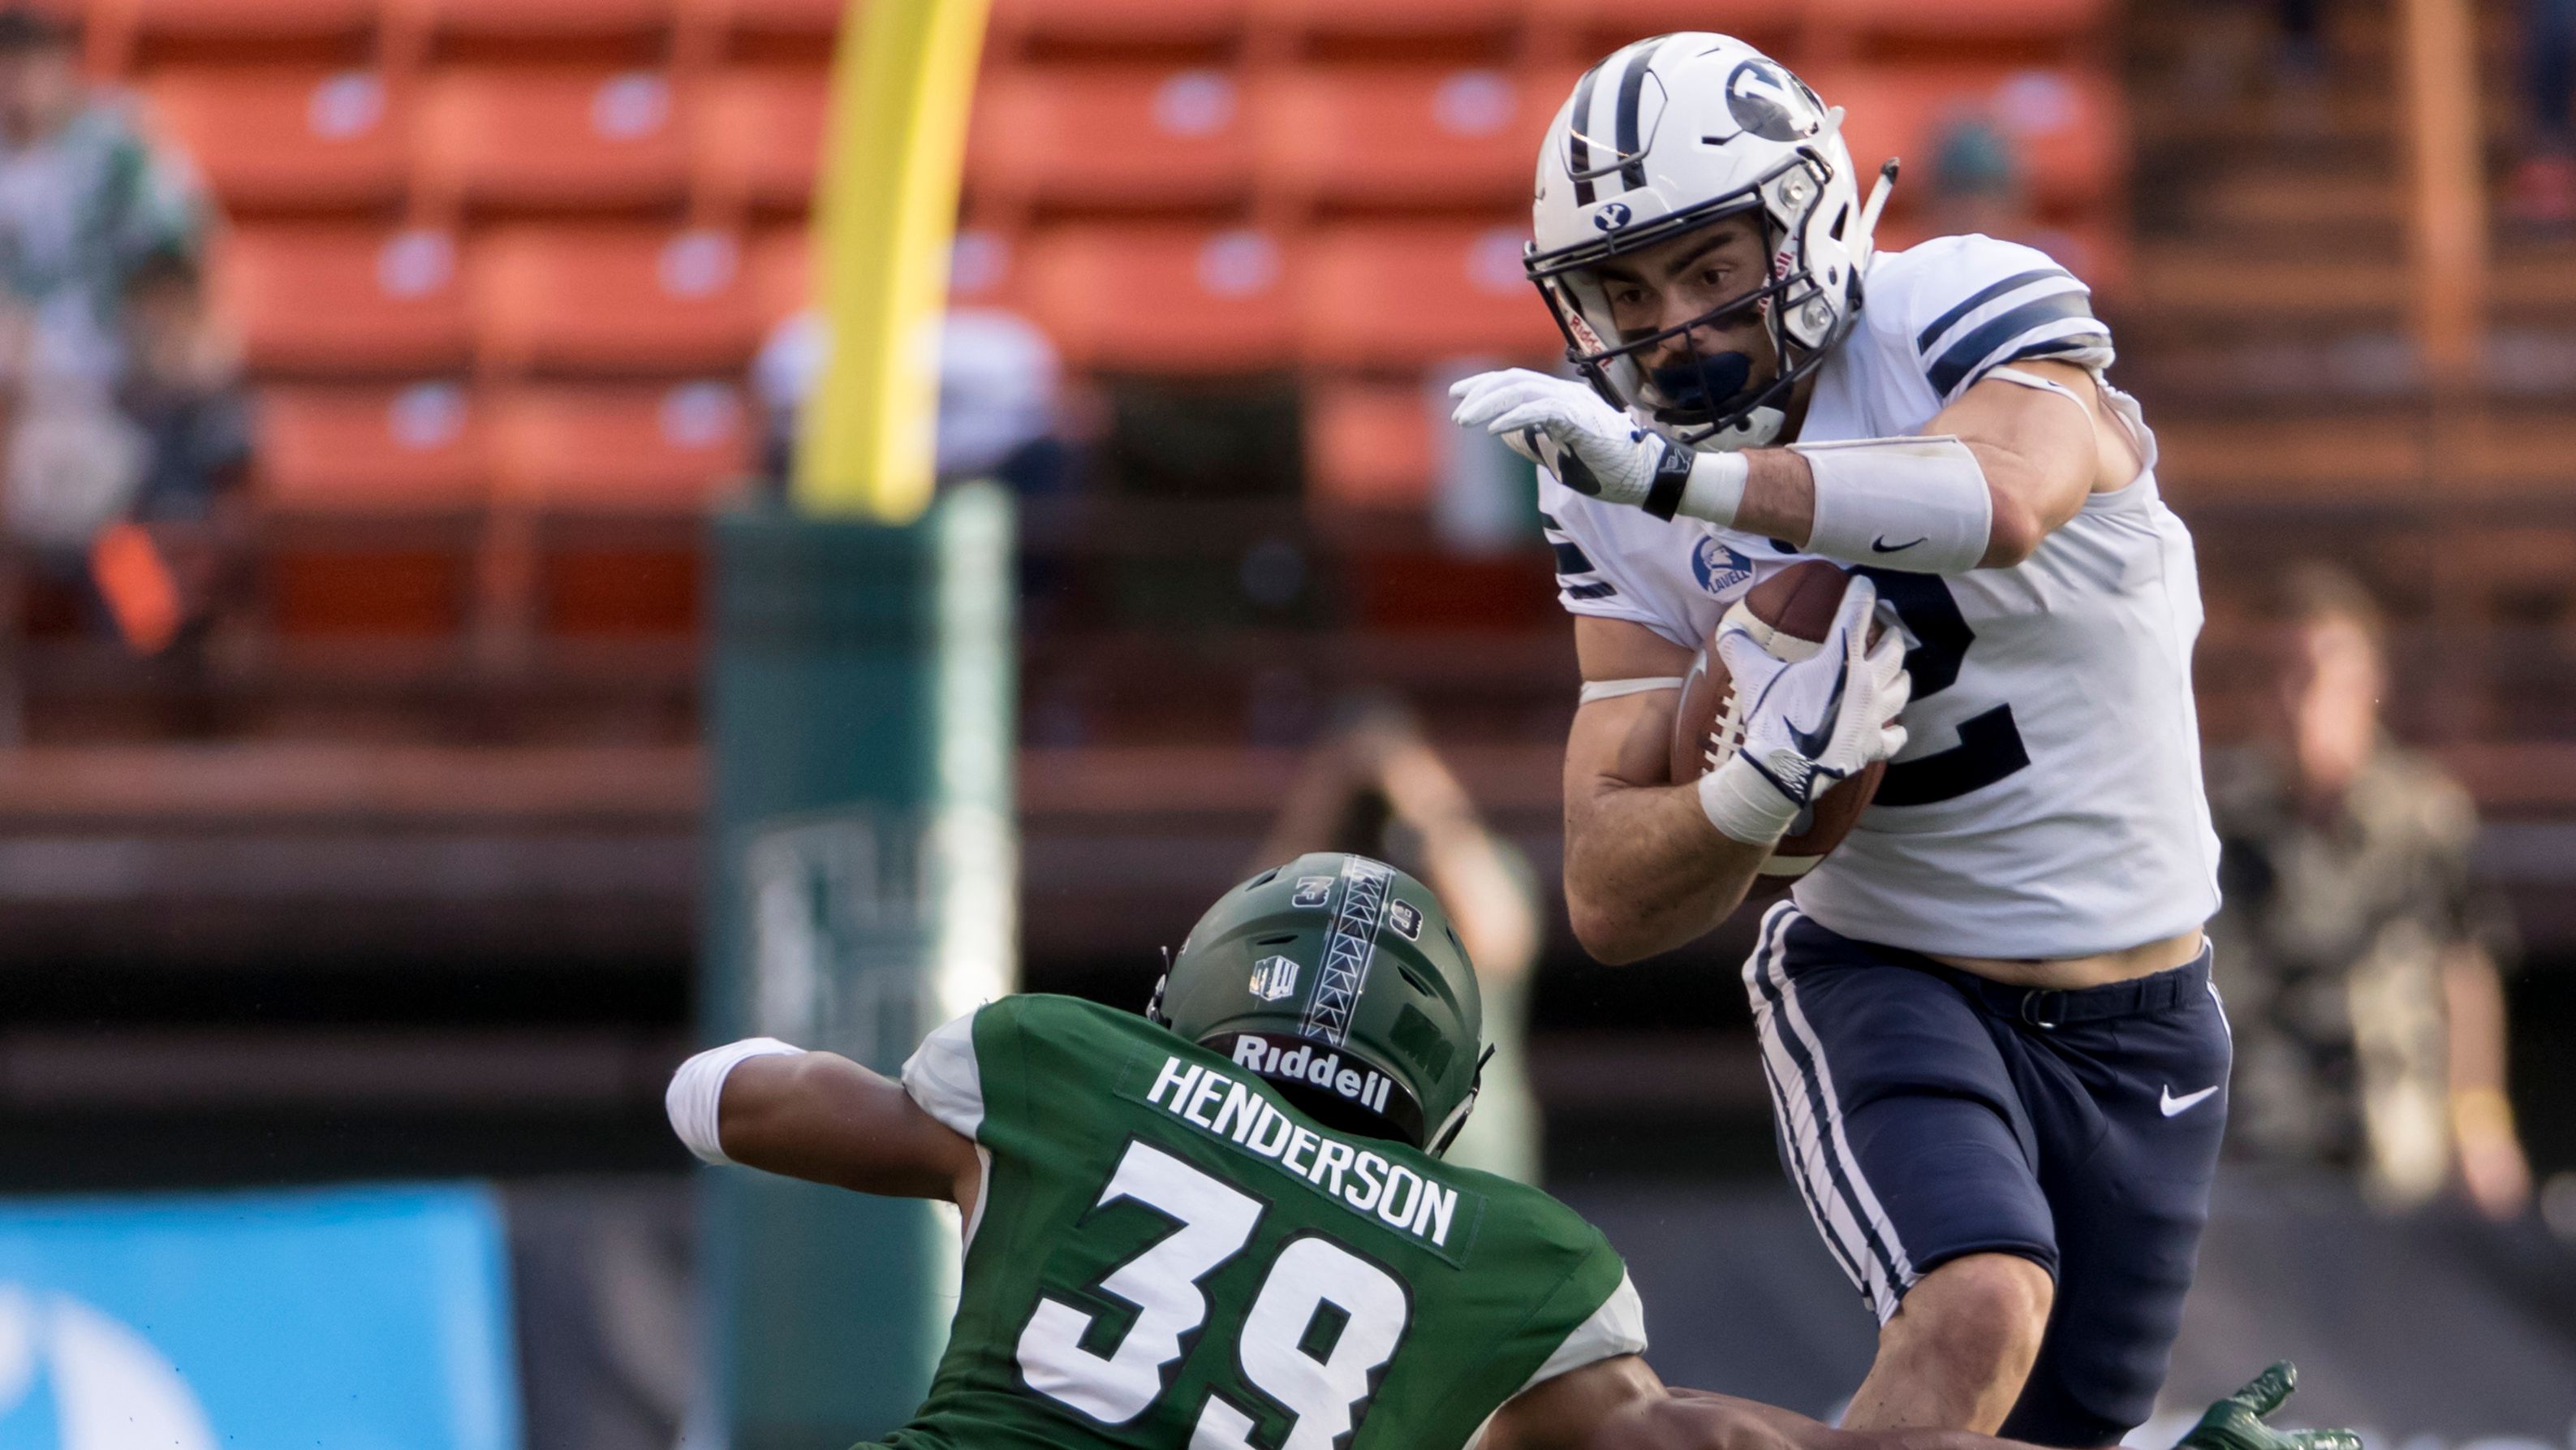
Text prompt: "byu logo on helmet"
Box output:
[[1724, 58, 1816, 142], [1691, 536, 1755, 595], [1249, 955, 1300, 1002], [1592, 202, 1632, 231]]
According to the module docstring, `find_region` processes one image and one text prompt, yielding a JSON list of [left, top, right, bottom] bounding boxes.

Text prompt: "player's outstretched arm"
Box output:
[[666, 1042, 982, 1213], [1562, 618, 1773, 963], [1450, 360, 2130, 573]]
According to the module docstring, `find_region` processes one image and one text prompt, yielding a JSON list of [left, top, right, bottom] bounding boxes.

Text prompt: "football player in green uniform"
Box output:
[[668, 852, 2355, 1450]]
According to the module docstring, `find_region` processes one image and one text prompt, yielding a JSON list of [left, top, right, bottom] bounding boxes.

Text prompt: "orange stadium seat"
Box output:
[[1024, 227, 1295, 372], [1306, 378, 1432, 509], [674, 0, 844, 58], [384, 0, 672, 58], [747, 227, 809, 322], [970, 67, 1253, 212], [472, 227, 763, 375], [1807, 66, 2122, 213], [1254, 67, 1553, 211], [142, 71, 405, 215], [413, 70, 689, 216], [987, 0, 1247, 54], [1524, 0, 1795, 57], [489, 382, 751, 508], [256, 382, 491, 511], [1247, 0, 1520, 51], [1298, 222, 1558, 369], [1809, 0, 2109, 53], [688, 68, 827, 217], [85, 0, 375, 68], [219, 227, 473, 374], [254, 382, 487, 637]]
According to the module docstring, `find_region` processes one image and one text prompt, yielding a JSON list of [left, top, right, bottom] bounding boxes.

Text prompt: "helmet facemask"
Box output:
[[1529, 149, 1861, 452]]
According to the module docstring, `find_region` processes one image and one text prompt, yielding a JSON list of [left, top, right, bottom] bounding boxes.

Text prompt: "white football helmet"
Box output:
[[1526, 33, 1893, 450]]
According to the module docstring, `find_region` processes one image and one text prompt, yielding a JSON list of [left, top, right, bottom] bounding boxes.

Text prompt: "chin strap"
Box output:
[[1427, 1043, 1496, 1159]]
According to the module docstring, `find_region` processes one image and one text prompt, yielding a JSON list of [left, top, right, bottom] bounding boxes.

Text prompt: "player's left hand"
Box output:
[[2177, 1363, 2362, 1450], [1449, 369, 1681, 510]]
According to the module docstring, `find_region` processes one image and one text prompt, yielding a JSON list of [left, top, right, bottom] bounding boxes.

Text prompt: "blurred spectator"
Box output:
[[1255, 702, 1545, 1185], [108, 248, 249, 649], [117, 250, 248, 526], [2508, 0, 2576, 227], [752, 306, 1071, 498], [0, 6, 205, 395], [1927, 110, 2025, 238], [2208, 564, 2531, 1219]]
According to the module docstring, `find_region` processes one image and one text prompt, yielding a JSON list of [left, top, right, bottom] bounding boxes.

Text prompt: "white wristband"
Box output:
[[666, 1037, 804, 1165], [1698, 755, 1799, 848], [1672, 449, 1749, 526]]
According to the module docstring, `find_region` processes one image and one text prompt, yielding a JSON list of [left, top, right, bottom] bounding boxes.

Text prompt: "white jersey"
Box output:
[[1544, 234, 2221, 959]]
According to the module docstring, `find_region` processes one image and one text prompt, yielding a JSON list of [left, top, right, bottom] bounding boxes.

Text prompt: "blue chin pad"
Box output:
[[1648, 351, 1756, 417]]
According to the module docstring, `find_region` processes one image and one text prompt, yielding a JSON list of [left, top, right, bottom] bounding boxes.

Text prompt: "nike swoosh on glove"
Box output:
[[2175, 1363, 2361, 1450], [1698, 575, 1910, 846], [1449, 369, 1680, 508]]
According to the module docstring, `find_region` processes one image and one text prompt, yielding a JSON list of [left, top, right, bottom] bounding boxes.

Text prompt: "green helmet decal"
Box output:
[[1150, 852, 1487, 1155]]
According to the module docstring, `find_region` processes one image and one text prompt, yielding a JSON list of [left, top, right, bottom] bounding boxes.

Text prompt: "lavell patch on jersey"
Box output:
[[1140, 1054, 1473, 1256]]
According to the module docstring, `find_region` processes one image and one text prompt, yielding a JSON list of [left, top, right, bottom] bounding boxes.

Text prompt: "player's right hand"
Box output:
[[1716, 575, 1909, 810], [1698, 577, 1908, 846], [2176, 1363, 2363, 1450], [1449, 369, 1679, 510]]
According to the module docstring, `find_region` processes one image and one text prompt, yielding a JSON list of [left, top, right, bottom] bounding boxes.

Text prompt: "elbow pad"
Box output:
[[666, 1037, 804, 1165], [1792, 434, 1992, 575]]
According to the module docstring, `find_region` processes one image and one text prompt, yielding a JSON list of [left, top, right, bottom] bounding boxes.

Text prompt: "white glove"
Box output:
[[1450, 369, 1748, 524], [1699, 576, 1912, 847], [1449, 369, 1680, 508]]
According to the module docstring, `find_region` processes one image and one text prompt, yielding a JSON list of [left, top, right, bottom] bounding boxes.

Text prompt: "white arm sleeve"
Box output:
[[1793, 434, 1994, 575], [666, 1037, 805, 1166]]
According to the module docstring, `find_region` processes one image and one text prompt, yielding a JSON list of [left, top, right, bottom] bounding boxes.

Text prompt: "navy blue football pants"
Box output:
[[1742, 902, 2231, 1447]]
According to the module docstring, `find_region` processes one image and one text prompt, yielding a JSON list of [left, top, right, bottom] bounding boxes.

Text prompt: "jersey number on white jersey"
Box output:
[[1857, 569, 2033, 806], [1017, 1139, 1415, 1446]]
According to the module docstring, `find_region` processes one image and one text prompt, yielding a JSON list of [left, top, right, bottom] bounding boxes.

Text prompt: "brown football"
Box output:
[[1670, 559, 1886, 897]]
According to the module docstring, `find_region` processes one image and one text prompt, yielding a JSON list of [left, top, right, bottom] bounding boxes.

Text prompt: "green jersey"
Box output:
[[885, 995, 1645, 1450]]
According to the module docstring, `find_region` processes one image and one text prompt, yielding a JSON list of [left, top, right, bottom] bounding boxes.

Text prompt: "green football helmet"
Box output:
[[1148, 852, 1488, 1156]]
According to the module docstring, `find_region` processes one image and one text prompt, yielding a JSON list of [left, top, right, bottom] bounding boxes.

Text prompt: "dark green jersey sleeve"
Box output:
[[888, 995, 1647, 1450]]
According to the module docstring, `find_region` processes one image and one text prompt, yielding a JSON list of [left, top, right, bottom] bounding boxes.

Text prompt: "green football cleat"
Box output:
[[2178, 1363, 2363, 1450]]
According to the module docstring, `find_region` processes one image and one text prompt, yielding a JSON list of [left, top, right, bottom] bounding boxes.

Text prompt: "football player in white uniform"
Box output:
[[1450, 34, 2229, 1450]]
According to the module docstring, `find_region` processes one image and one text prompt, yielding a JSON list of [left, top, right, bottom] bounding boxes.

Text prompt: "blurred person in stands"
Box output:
[[1255, 701, 1546, 1185], [0, 3, 217, 655], [108, 248, 250, 647], [0, 5, 203, 395], [2508, 0, 2576, 226], [2208, 563, 2531, 1219]]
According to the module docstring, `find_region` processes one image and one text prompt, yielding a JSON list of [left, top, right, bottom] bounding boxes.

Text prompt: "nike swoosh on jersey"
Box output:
[[2160, 1084, 2219, 1117], [1871, 535, 1927, 553]]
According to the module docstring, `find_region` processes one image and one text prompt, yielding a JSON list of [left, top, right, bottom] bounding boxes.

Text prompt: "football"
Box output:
[[1669, 559, 1888, 894]]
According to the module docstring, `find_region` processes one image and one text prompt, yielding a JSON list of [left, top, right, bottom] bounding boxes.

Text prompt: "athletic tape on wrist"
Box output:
[[1671, 450, 1748, 526], [1793, 434, 1992, 574], [1578, 676, 1686, 705], [1699, 754, 1798, 848], [666, 1037, 804, 1165]]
